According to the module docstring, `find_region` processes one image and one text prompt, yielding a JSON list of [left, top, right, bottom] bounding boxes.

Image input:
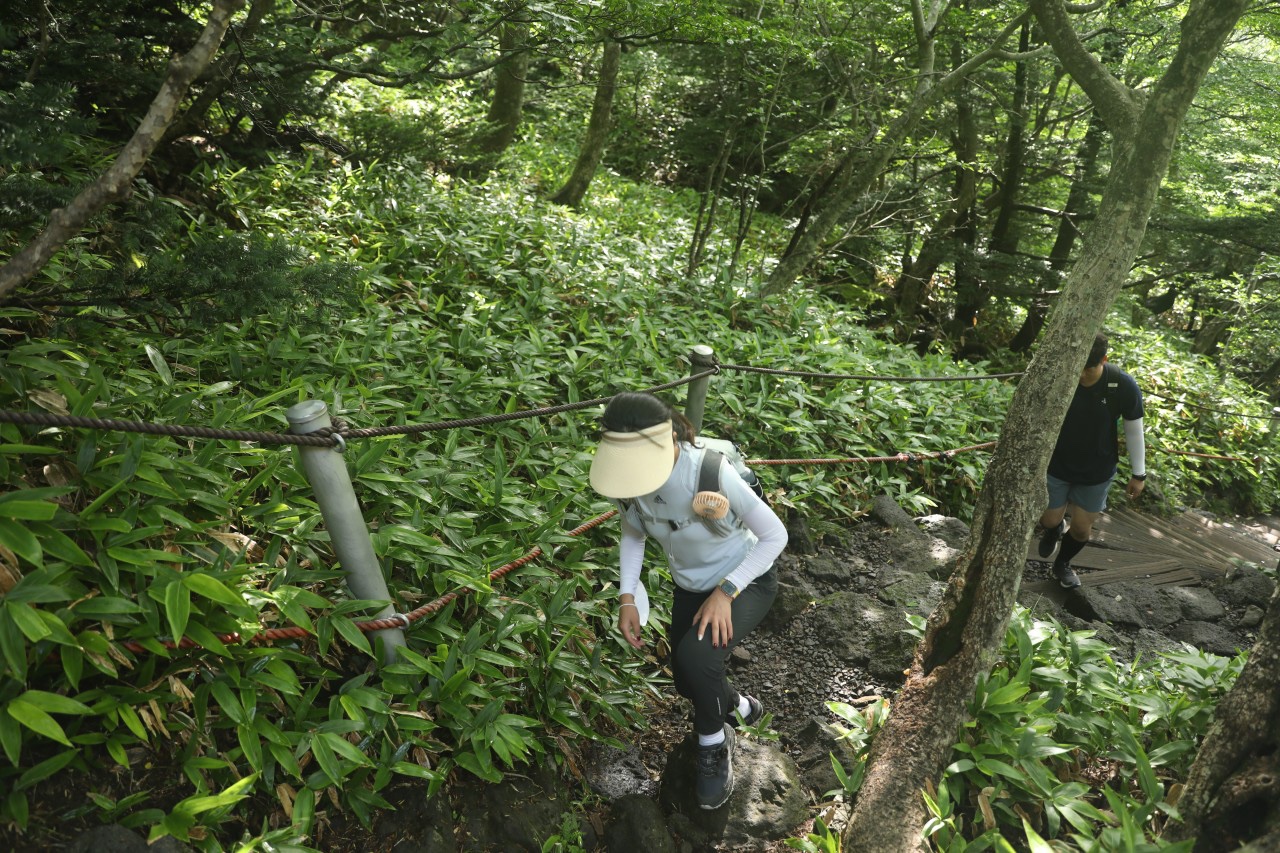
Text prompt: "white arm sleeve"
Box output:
[[1123, 416, 1146, 477], [618, 513, 646, 597], [722, 494, 789, 592]]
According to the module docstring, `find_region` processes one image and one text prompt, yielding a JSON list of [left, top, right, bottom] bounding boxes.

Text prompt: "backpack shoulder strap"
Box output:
[[1101, 362, 1119, 410], [698, 447, 724, 495]]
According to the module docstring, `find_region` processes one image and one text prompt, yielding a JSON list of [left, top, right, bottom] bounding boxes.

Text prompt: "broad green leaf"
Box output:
[[6, 698, 72, 746], [308, 734, 343, 785], [330, 615, 373, 656], [164, 582, 191, 644], [184, 573, 246, 609], [145, 345, 174, 386], [18, 690, 91, 715], [0, 500, 58, 521], [6, 601, 52, 642], [0, 518, 41, 564], [210, 680, 246, 725]]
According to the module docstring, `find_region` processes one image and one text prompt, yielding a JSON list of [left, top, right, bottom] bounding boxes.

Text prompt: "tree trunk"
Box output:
[[162, 0, 274, 145], [1008, 112, 1107, 352], [1164, 584, 1280, 849], [686, 122, 736, 278], [841, 1, 1249, 849], [464, 21, 529, 178], [550, 40, 621, 209], [1192, 302, 1240, 356], [0, 0, 245, 304], [895, 43, 979, 321], [955, 21, 1032, 330], [760, 5, 1029, 298]]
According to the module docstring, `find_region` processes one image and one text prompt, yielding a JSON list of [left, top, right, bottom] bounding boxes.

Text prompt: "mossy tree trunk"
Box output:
[[0, 0, 245, 303], [465, 21, 530, 179], [841, 1, 1250, 849], [550, 39, 622, 209], [1164, 584, 1280, 849]]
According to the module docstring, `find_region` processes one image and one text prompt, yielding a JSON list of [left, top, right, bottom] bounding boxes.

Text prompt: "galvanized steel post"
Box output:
[[286, 400, 406, 664], [684, 345, 717, 433]]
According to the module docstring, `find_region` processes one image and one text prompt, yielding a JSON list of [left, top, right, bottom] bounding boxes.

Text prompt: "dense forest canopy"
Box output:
[[1, 1, 1279, 850]]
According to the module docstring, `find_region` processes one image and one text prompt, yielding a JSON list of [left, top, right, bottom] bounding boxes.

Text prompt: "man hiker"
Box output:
[[1036, 332, 1147, 588]]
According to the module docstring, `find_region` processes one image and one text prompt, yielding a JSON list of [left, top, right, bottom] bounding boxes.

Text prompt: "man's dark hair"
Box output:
[[1085, 333, 1109, 368]]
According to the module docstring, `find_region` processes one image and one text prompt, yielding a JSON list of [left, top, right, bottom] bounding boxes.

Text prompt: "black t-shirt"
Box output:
[[1047, 364, 1144, 485]]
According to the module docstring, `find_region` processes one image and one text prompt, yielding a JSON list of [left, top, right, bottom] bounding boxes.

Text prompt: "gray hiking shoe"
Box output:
[[728, 694, 764, 728], [1038, 520, 1066, 558], [1053, 561, 1081, 589], [695, 724, 735, 810]]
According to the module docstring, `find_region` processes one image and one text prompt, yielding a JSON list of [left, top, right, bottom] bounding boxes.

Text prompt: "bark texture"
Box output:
[[841, 1, 1249, 849], [551, 40, 622, 209], [1165, 584, 1280, 849], [473, 22, 530, 156], [0, 0, 245, 304]]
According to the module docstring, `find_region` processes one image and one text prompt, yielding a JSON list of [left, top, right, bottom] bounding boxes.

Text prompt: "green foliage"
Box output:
[[804, 610, 1239, 852], [0, 41, 1277, 847], [927, 610, 1237, 851], [87, 231, 363, 326]]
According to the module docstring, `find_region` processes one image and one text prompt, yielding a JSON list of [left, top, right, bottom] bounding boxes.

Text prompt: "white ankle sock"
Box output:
[[737, 696, 751, 717], [698, 729, 726, 748]]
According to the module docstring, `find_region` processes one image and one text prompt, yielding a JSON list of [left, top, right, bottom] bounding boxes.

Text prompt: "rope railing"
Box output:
[[1152, 446, 1262, 465], [117, 509, 621, 654], [4, 369, 1266, 452], [0, 371, 716, 448], [747, 441, 999, 467], [720, 363, 1025, 382], [115, 437, 1009, 655], [2, 345, 1270, 660]]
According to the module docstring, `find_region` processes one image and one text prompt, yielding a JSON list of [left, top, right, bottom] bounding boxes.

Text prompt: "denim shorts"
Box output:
[[1046, 473, 1112, 513]]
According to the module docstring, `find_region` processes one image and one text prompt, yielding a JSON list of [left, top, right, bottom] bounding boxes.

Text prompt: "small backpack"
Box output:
[[690, 437, 765, 536], [697, 437, 764, 501]]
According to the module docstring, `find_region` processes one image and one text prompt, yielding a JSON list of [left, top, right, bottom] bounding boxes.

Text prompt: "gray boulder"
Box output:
[[1167, 586, 1227, 622], [914, 514, 971, 549], [659, 733, 809, 850], [604, 795, 676, 853], [1218, 564, 1276, 609], [808, 591, 919, 682], [1167, 621, 1248, 657]]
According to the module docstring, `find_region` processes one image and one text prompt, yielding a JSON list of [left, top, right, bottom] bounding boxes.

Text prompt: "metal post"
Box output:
[[684, 344, 717, 433], [287, 400, 406, 664]]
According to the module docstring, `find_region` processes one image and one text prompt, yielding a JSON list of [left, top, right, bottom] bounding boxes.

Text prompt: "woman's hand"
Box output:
[[618, 600, 644, 649], [694, 589, 734, 649]]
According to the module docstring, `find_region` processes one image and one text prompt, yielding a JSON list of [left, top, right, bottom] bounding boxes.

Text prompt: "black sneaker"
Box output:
[[728, 695, 764, 728], [1038, 520, 1066, 559], [1053, 561, 1081, 589], [695, 724, 735, 810]]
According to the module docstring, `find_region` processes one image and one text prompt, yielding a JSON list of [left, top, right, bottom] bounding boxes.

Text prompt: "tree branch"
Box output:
[[1030, 0, 1141, 137], [0, 0, 245, 303]]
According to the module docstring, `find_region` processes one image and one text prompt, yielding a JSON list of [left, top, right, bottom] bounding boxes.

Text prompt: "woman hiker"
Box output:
[[588, 391, 788, 810]]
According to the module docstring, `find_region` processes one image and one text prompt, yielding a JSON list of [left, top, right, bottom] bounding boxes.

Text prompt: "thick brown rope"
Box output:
[[118, 509, 620, 653], [747, 441, 999, 466]]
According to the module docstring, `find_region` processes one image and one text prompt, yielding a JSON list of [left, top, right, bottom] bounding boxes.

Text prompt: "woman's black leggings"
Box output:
[[668, 568, 778, 736]]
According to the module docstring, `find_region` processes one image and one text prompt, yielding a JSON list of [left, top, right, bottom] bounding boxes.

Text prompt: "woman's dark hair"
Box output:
[[601, 391, 697, 444]]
